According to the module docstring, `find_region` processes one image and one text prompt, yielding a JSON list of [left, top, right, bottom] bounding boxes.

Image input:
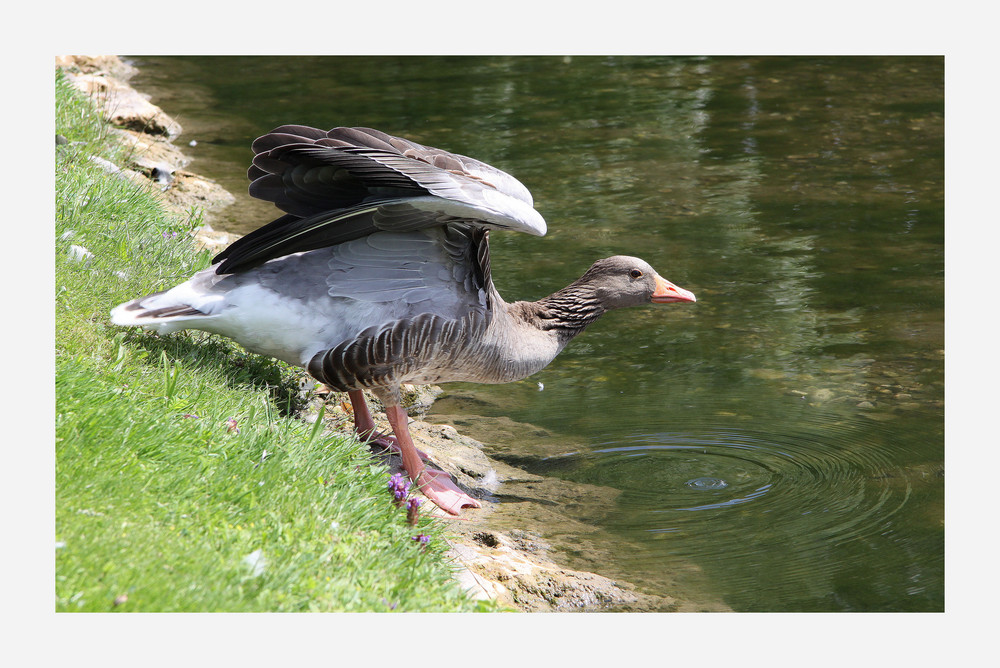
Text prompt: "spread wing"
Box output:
[[212, 125, 545, 275]]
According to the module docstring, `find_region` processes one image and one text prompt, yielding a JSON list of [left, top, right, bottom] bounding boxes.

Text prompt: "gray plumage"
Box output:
[[110, 125, 695, 513]]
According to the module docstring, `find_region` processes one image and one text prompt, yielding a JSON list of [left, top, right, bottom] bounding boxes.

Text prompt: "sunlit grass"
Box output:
[[54, 71, 486, 612]]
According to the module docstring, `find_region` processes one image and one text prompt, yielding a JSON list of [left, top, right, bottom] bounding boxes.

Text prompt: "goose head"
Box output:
[[578, 255, 697, 310]]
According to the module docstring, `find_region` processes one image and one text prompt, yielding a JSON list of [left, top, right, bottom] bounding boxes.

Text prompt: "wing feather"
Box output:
[[216, 125, 540, 305], [245, 125, 545, 231]]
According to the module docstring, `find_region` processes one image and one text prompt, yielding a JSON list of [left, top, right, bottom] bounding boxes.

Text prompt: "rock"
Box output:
[[88, 155, 121, 174], [810, 388, 835, 403], [192, 224, 240, 253], [62, 67, 182, 138], [400, 384, 444, 415], [406, 418, 499, 491], [111, 127, 190, 173], [748, 368, 786, 381], [56, 54, 138, 80], [160, 170, 236, 213], [57, 56, 236, 229], [67, 244, 94, 265], [151, 166, 174, 186], [446, 529, 679, 612]]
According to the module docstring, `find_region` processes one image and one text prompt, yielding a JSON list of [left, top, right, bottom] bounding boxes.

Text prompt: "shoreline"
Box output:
[[57, 55, 729, 612]]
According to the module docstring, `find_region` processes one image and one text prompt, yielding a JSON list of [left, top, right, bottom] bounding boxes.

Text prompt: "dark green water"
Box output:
[[128, 56, 943, 611]]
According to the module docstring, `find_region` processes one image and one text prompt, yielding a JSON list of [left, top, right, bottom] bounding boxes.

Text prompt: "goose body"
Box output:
[[112, 126, 696, 514]]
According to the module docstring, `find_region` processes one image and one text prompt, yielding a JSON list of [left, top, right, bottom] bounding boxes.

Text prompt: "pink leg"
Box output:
[[347, 390, 427, 459], [347, 389, 383, 441], [383, 403, 481, 516]]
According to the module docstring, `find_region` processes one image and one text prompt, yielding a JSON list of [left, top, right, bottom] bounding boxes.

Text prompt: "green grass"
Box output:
[[54, 71, 486, 612]]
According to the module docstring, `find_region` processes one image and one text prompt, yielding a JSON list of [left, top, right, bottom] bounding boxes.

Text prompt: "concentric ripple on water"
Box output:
[[537, 415, 938, 611], [594, 425, 906, 535]]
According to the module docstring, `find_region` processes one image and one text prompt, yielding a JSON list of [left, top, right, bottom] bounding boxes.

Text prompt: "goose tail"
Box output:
[[110, 289, 211, 334]]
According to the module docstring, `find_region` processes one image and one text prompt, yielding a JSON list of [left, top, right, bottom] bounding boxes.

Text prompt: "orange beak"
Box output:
[[651, 274, 697, 304]]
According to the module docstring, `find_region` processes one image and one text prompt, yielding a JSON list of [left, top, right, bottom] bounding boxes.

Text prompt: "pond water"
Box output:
[[128, 56, 943, 612]]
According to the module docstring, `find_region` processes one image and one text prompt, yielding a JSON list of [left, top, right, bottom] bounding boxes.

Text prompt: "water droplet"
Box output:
[[685, 476, 729, 490]]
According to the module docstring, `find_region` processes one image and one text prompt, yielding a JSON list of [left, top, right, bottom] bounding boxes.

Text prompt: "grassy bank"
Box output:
[[54, 71, 484, 612]]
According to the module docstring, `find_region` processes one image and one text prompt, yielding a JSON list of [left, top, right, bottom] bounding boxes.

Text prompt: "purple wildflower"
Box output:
[[412, 534, 430, 547], [388, 472, 410, 506], [406, 497, 422, 526]]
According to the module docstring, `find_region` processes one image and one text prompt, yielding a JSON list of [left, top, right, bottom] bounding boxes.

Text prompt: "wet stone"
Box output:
[[810, 388, 836, 403]]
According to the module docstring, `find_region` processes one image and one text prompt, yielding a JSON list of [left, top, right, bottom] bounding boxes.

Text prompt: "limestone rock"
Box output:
[[57, 55, 235, 226], [447, 529, 680, 612], [56, 54, 138, 80], [161, 170, 236, 214], [61, 64, 182, 138]]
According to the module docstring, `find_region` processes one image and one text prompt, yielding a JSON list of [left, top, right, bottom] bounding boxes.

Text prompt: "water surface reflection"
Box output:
[[128, 56, 943, 611]]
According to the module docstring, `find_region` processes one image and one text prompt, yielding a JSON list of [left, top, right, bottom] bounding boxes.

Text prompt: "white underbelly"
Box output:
[[203, 284, 371, 366]]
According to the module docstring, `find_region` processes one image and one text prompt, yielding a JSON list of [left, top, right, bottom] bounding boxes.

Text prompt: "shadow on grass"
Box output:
[[119, 327, 309, 418]]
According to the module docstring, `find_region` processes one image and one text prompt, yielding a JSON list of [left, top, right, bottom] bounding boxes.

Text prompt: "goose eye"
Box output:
[[629, 269, 643, 279]]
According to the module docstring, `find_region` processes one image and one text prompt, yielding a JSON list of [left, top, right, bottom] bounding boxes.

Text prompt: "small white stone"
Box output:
[[68, 245, 94, 265], [242, 549, 266, 576], [89, 155, 120, 174]]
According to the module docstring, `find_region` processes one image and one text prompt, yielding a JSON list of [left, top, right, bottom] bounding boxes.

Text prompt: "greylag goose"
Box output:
[[111, 126, 696, 515]]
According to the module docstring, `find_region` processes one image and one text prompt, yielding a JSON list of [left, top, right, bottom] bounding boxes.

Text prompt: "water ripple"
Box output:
[[585, 425, 912, 552]]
